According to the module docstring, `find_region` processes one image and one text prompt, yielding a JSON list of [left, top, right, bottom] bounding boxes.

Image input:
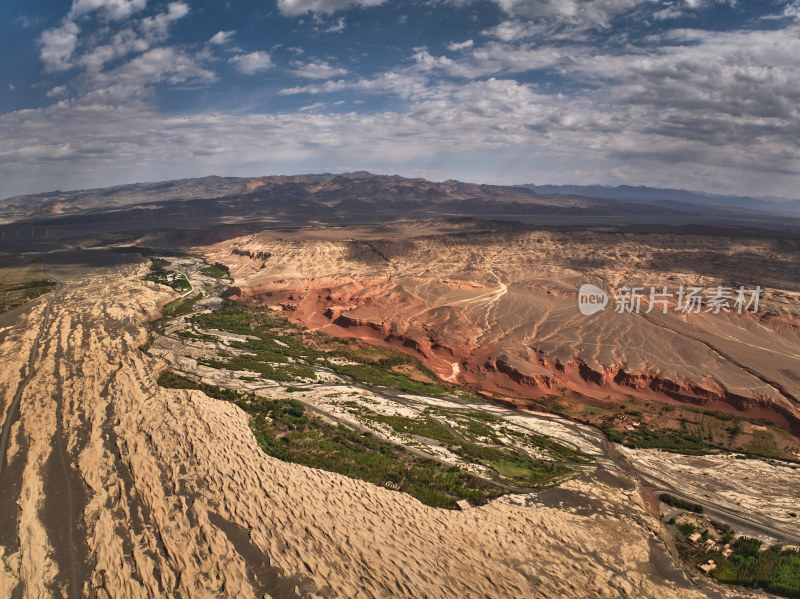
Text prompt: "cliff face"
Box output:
[[204, 224, 800, 436]]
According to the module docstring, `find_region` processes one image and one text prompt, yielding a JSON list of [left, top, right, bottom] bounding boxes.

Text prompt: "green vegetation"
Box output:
[[624, 426, 716, 454], [701, 538, 800, 598], [744, 430, 782, 459], [710, 519, 736, 544], [347, 404, 586, 487], [144, 258, 192, 292], [602, 421, 717, 454], [156, 370, 499, 509], [201, 354, 316, 382], [659, 493, 704, 513], [0, 278, 56, 312], [162, 305, 592, 500], [161, 293, 203, 318], [328, 362, 449, 395], [156, 370, 241, 401], [0, 259, 56, 313], [191, 306, 451, 395], [668, 501, 800, 597], [200, 263, 229, 279], [138, 333, 153, 354], [175, 329, 217, 342]]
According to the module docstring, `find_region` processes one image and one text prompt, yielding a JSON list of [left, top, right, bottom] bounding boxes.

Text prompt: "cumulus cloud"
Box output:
[[39, 20, 81, 72], [784, 0, 800, 19], [78, 47, 216, 104], [481, 20, 548, 41], [46, 85, 69, 98], [276, 0, 385, 16], [278, 79, 347, 94], [209, 30, 236, 45], [411, 48, 455, 71], [39, 0, 189, 74], [4, 68, 797, 199], [69, 0, 148, 21], [229, 51, 273, 74], [293, 60, 348, 79], [458, 0, 651, 30], [447, 39, 474, 51], [78, 27, 150, 71], [139, 2, 190, 41], [653, 6, 684, 20], [9, 0, 800, 200]]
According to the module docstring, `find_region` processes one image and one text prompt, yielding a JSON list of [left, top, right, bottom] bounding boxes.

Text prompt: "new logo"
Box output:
[[578, 284, 608, 316]]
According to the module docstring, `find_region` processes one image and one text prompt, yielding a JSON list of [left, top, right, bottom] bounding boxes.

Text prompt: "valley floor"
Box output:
[[0, 248, 792, 598]]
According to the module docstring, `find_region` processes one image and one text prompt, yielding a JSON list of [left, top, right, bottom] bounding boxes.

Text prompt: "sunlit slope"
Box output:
[[206, 225, 800, 433]]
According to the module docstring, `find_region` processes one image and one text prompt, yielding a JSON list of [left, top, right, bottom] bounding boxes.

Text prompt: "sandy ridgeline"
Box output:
[[0, 255, 747, 598]]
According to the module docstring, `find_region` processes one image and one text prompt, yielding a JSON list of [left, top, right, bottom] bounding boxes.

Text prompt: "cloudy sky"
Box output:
[[1, 0, 799, 199]]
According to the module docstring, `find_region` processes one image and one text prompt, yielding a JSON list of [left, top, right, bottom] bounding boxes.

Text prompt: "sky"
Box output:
[[1, 0, 799, 199]]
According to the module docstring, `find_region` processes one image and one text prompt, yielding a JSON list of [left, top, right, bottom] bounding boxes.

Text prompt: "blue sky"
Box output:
[[1, 0, 799, 198]]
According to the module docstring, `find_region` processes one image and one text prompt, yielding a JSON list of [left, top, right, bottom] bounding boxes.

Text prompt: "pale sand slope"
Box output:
[[0, 255, 748, 598]]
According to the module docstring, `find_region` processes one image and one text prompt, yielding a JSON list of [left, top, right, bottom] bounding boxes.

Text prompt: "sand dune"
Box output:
[[0, 252, 755, 597]]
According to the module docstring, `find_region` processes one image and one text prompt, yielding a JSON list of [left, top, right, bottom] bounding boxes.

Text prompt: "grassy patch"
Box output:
[[175, 330, 217, 342], [0, 260, 56, 313], [200, 264, 229, 279], [328, 362, 448, 395], [202, 354, 316, 382], [348, 405, 579, 487], [191, 306, 451, 395], [156, 369, 499, 509], [162, 293, 203, 318]]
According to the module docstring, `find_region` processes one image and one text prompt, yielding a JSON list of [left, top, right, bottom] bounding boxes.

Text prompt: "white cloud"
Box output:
[[39, 20, 81, 72], [447, 39, 474, 51], [209, 30, 236, 45], [653, 6, 684, 20], [407, 42, 572, 79], [784, 0, 800, 19], [8, 84, 14, 92], [482, 20, 547, 41], [278, 79, 347, 94], [293, 60, 348, 79], [139, 2, 190, 42], [298, 102, 324, 111], [78, 27, 150, 71], [5, 69, 798, 200], [69, 0, 148, 21], [323, 16, 346, 32], [46, 85, 68, 98], [230, 51, 273, 74], [276, 0, 385, 16], [470, 0, 650, 30], [39, 1, 188, 74], [411, 48, 455, 71], [76, 47, 216, 105]]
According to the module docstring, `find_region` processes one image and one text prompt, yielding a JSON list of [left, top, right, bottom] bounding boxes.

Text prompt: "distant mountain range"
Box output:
[[517, 184, 800, 217], [2, 173, 799, 249]]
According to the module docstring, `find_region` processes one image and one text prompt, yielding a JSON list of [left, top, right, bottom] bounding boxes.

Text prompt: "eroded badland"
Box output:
[[1, 174, 799, 598]]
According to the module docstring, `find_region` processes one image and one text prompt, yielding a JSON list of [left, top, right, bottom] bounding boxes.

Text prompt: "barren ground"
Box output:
[[0, 249, 769, 598]]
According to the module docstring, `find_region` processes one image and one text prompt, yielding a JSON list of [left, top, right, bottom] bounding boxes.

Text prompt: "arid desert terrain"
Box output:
[[0, 174, 799, 598]]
